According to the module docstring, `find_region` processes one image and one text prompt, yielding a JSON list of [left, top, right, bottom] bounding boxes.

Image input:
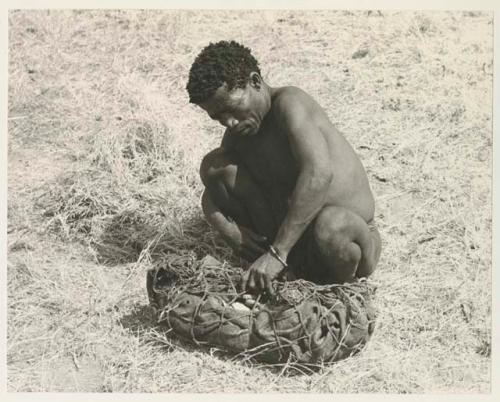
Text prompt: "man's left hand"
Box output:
[[240, 252, 286, 296]]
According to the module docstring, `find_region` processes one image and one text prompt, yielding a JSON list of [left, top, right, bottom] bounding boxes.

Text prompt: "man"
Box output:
[[186, 41, 381, 296]]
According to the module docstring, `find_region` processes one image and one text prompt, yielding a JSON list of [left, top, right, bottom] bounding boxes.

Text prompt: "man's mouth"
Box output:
[[239, 127, 251, 136], [234, 123, 257, 136]]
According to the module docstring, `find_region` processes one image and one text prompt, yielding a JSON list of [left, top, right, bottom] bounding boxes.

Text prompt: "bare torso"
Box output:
[[222, 86, 375, 223]]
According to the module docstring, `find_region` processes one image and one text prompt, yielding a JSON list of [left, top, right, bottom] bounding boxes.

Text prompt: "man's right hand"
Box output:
[[224, 224, 268, 262]]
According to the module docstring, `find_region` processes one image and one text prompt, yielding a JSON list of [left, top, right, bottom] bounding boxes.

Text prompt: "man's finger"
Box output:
[[247, 272, 256, 292], [239, 271, 250, 292], [257, 275, 266, 293], [264, 275, 274, 297]]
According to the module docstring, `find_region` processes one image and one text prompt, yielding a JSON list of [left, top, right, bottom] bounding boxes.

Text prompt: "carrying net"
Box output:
[[147, 254, 377, 366]]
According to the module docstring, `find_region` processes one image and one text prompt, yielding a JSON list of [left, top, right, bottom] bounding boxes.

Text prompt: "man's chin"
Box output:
[[246, 124, 260, 136], [234, 126, 258, 137]]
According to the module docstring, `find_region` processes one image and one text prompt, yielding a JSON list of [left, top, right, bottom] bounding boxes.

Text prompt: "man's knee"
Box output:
[[312, 206, 365, 282], [313, 206, 354, 247], [312, 206, 380, 281], [199, 148, 237, 189]]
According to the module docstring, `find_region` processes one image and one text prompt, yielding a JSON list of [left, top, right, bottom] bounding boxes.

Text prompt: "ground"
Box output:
[[7, 10, 492, 392]]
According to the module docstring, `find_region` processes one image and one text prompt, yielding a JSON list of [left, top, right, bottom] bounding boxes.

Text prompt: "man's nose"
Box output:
[[222, 116, 238, 129]]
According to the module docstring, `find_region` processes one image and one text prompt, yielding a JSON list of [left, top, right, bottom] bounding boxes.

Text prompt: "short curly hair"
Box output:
[[186, 40, 261, 104]]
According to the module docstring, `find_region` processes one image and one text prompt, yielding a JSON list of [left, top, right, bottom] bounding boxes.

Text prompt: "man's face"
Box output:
[[199, 82, 265, 137]]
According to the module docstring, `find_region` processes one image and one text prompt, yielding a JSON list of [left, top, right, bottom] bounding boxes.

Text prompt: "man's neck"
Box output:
[[261, 82, 276, 116]]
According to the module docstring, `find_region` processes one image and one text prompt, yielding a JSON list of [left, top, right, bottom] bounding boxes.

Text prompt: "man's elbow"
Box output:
[[308, 165, 333, 191]]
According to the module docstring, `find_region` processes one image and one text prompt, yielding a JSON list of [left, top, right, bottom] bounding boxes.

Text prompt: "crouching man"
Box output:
[[186, 41, 381, 296]]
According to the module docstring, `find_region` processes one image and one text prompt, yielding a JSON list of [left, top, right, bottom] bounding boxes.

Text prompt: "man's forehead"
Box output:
[[200, 84, 244, 110], [215, 84, 245, 102]]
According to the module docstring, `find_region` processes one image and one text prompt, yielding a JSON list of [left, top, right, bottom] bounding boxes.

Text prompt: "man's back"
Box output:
[[223, 86, 375, 223]]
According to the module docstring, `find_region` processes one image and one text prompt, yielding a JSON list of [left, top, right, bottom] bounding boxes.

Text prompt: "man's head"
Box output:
[[187, 41, 271, 137]]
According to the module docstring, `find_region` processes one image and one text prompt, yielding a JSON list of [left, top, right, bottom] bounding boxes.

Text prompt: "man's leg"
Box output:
[[200, 147, 278, 259], [306, 206, 382, 284]]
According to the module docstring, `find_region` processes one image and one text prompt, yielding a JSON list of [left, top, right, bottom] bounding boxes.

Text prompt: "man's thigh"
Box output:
[[200, 147, 278, 240]]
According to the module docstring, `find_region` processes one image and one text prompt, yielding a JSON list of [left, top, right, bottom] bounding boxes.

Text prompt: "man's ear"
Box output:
[[249, 72, 262, 89]]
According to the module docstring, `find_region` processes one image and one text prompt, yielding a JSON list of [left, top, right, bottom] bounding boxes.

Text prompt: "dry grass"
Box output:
[[7, 9, 492, 392]]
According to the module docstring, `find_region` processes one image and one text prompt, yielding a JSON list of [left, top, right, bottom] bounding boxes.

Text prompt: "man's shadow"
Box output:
[[93, 211, 235, 266]]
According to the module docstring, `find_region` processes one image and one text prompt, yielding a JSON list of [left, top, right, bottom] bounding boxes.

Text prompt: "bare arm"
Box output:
[[241, 90, 333, 295], [201, 190, 268, 261], [272, 92, 333, 258]]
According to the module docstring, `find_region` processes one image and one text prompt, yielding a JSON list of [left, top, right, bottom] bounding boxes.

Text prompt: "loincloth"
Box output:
[[367, 219, 377, 232]]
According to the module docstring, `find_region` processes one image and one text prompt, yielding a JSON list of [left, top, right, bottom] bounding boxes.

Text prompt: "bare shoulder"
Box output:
[[271, 86, 321, 127], [272, 86, 315, 109]]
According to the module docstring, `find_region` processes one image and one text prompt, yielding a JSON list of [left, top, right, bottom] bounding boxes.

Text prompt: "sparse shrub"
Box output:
[[89, 120, 184, 185], [36, 160, 219, 265], [37, 170, 125, 238]]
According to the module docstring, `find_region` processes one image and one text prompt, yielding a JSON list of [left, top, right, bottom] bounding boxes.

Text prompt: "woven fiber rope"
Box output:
[[147, 254, 377, 366]]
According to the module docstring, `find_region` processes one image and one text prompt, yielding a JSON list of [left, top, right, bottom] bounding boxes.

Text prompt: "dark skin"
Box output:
[[197, 72, 381, 296]]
